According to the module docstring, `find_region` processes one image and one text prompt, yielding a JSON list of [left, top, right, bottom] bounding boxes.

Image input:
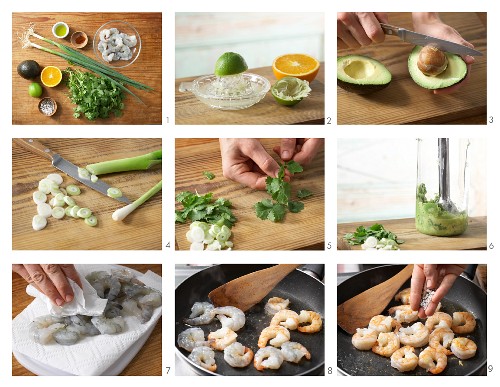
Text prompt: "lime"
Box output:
[[214, 52, 248, 76], [29, 82, 43, 98], [271, 76, 311, 106]]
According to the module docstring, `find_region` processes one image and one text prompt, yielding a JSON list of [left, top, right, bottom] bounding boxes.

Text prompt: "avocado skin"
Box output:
[[337, 79, 391, 95], [17, 60, 41, 80]]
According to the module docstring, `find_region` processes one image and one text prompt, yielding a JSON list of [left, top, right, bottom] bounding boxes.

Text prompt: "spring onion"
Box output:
[[63, 196, 76, 206], [85, 215, 98, 227], [46, 173, 63, 185], [65, 206, 74, 217], [55, 193, 65, 202], [78, 167, 91, 180], [107, 187, 123, 198], [33, 191, 47, 205], [185, 221, 233, 251], [37, 203, 52, 218], [86, 150, 162, 175], [32, 215, 47, 231], [112, 180, 162, 221], [51, 207, 65, 219], [91, 174, 98, 183], [77, 208, 92, 219], [66, 185, 81, 196], [38, 178, 56, 194], [70, 206, 81, 218]]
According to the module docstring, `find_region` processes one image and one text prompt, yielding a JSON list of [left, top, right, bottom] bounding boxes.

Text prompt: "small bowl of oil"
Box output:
[[52, 22, 69, 39]]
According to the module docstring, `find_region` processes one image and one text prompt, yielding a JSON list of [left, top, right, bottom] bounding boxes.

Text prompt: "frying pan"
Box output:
[[175, 264, 325, 376], [337, 265, 487, 376]]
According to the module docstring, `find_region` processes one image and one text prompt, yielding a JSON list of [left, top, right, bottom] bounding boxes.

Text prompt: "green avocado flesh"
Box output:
[[408, 46, 467, 89], [337, 55, 391, 94]]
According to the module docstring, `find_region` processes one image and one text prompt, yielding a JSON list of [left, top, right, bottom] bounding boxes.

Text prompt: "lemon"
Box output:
[[214, 52, 248, 76], [271, 77, 311, 106]]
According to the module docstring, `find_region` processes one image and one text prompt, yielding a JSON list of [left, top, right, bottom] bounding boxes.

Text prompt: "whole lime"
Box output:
[[29, 82, 43, 98], [214, 52, 248, 76]]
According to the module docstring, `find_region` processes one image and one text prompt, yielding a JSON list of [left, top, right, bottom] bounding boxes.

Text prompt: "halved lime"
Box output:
[[214, 52, 248, 76], [271, 76, 311, 106]]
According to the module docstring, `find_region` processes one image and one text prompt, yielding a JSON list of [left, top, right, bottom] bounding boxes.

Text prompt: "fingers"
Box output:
[[338, 12, 386, 49], [344, 13, 372, 47], [12, 264, 31, 283], [357, 12, 386, 44], [432, 273, 459, 306], [279, 139, 296, 161], [293, 139, 323, 165], [244, 143, 281, 179], [374, 12, 389, 24], [60, 264, 83, 289], [410, 264, 425, 311], [24, 264, 66, 306], [229, 165, 268, 190], [423, 264, 439, 289]]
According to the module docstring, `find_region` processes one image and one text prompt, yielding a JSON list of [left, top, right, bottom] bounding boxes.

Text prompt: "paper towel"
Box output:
[[12, 264, 162, 376]]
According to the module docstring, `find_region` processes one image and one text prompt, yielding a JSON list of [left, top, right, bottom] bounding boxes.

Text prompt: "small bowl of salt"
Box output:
[[38, 97, 57, 116]]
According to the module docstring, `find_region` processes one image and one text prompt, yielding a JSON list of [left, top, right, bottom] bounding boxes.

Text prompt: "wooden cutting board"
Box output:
[[337, 217, 487, 250], [175, 139, 324, 250], [12, 264, 162, 375], [12, 12, 162, 125], [337, 12, 487, 125], [12, 138, 162, 250], [175, 65, 324, 125]]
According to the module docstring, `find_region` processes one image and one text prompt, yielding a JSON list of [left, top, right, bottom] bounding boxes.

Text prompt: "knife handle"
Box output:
[[380, 23, 400, 36], [13, 139, 56, 161]]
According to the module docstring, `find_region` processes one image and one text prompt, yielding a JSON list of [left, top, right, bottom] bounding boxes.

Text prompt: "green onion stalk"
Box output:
[[86, 150, 162, 175], [112, 180, 162, 221]]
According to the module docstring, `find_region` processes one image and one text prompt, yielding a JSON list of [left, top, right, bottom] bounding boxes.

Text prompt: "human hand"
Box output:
[[337, 12, 388, 49], [272, 138, 324, 165], [410, 264, 467, 318], [412, 12, 475, 94], [12, 264, 82, 306], [219, 138, 284, 190]]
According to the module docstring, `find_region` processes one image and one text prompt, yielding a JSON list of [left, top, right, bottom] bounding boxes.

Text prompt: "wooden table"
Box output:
[[175, 138, 325, 250], [12, 264, 162, 376], [12, 138, 162, 250], [337, 12, 487, 125], [12, 12, 162, 125], [175, 65, 324, 125], [337, 217, 487, 250]]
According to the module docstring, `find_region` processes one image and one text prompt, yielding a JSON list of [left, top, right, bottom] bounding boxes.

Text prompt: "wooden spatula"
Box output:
[[337, 264, 414, 334], [208, 264, 301, 312]]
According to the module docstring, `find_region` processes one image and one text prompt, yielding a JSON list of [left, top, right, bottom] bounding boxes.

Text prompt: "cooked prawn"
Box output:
[[254, 346, 284, 371], [429, 327, 454, 355], [208, 327, 237, 351], [185, 302, 215, 325], [388, 305, 419, 324], [189, 346, 217, 372], [258, 326, 290, 348], [390, 345, 418, 372], [352, 328, 378, 350], [177, 327, 209, 352], [372, 332, 400, 357], [450, 337, 477, 360], [396, 322, 429, 348], [451, 312, 476, 334], [224, 342, 254, 368], [270, 309, 299, 330], [418, 346, 447, 374], [297, 310, 323, 333], [281, 341, 311, 363], [265, 297, 290, 316], [211, 306, 246, 332], [368, 315, 393, 333], [395, 288, 411, 305], [425, 312, 452, 332]]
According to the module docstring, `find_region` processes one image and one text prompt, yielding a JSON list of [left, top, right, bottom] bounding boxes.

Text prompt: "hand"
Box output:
[[272, 138, 324, 165], [410, 264, 467, 318], [12, 264, 82, 306], [338, 12, 388, 49], [219, 139, 284, 190], [412, 12, 475, 94]]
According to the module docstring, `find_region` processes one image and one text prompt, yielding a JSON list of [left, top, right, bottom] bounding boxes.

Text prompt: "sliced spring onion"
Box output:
[[37, 202, 52, 218], [77, 208, 92, 218], [186, 230, 194, 243], [203, 235, 215, 244], [55, 193, 65, 202], [65, 206, 74, 217], [85, 215, 98, 227], [49, 197, 56, 207], [78, 167, 91, 179], [33, 191, 47, 205], [70, 206, 81, 218], [66, 185, 81, 196], [51, 206, 65, 219], [225, 241, 234, 248], [190, 227, 205, 243], [107, 187, 123, 198], [38, 179, 52, 194], [86, 150, 162, 175], [190, 242, 204, 251], [209, 224, 221, 237], [32, 215, 47, 231], [112, 180, 162, 221], [59, 187, 67, 196], [91, 174, 98, 183], [53, 198, 65, 207], [46, 173, 63, 185], [63, 196, 76, 206], [206, 240, 223, 251]]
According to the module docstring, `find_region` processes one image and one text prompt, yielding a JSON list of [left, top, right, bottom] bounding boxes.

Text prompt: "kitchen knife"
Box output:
[[380, 23, 482, 56], [14, 138, 131, 204]]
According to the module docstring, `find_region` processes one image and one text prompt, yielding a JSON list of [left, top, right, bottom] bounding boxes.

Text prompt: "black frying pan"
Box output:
[[175, 264, 325, 376], [337, 265, 487, 376]]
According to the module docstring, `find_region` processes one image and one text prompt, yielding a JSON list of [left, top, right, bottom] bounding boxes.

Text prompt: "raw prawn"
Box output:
[[177, 327, 209, 352], [396, 322, 429, 348], [450, 337, 477, 359], [390, 345, 418, 372], [189, 346, 217, 372], [52, 325, 80, 346], [297, 310, 322, 333], [211, 306, 245, 332], [451, 312, 476, 334], [270, 309, 299, 330], [208, 327, 237, 351], [91, 316, 125, 334], [223, 342, 254, 368], [419, 346, 447, 374], [29, 315, 65, 344], [254, 346, 284, 371], [258, 326, 290, 348], [185, 302, 215, 325], [372, 332, 400, 357], [352, 328, 378, 350], [281, 341, 311, 363], [264, 297, 290, 316]]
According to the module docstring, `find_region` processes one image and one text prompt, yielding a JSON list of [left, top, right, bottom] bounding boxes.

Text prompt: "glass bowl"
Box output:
[[179, 73, 270, 110], [93, 21, 141, 68]]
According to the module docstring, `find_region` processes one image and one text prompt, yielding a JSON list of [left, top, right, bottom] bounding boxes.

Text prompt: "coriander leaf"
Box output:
[[288, 201, 304, 213], [268, 203, 286, 222], [255, 200, 274, 220], [203, 171, 215, 180], [285, 160, 303, 174], [297, 189, 312, 199]]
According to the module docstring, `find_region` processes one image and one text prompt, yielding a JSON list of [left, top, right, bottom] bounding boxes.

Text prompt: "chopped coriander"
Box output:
[[297, 189, 313, 199], [343, 223, 404, 246], [203, 171, 215, 180]]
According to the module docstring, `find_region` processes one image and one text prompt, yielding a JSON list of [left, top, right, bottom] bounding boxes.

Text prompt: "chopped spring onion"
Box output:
[[63, 196, 76, 206], [49, 197, 56, 207], [46, 173, 63, 185], [78, 167, 91, 179], [32, 215, 47, 231], [70, 206, 81, 218], [112, 180, 162, 221], [38, 179, 54, 194], [53, 197, 65, 207], [185, 221, 233, 251], [59, 187, 67, 196], [107, 187, 123, 198], [37, 203, 52, 218], [65, 206, 74, 217], [85, 215, 98, 227], [189, 227, 205, 243], [190, 242, 204, 251], [91, 174, 98, 183], [55, 193, 65, 202], [66, 185, 81, 196], [86, 150, 162, 175], [51, 206, 65, 219], [33, 191, 47, 205], [77, 208, 92, 218]]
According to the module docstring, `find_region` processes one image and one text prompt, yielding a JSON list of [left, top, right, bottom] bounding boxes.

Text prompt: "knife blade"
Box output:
[[14, 138, 131, 204], [380, 23, 482, 57]]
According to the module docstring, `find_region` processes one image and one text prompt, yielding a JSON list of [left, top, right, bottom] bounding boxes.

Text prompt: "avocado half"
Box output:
[[408, 46, 467, 89], [337, 55, 392, 94]]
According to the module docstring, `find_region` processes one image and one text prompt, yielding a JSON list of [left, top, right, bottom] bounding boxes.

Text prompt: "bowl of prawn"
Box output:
[[93, 20, 142, 68]]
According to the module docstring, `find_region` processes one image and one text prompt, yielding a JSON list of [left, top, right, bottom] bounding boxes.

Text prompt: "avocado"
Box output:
[[337, 55, 392, 94], [408, 46, 467, 89], [17, 60, 41, 79]]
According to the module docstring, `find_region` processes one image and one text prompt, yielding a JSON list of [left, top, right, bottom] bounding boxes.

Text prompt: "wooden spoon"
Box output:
[[208, 264, 301, 312], [337, 264, 414, 334]]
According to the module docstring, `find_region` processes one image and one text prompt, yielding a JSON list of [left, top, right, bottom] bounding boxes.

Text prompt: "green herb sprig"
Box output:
[[343, 223, 404, 246]]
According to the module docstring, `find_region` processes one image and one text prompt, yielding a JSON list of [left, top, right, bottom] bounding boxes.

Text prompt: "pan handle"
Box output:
[[462, 264, 478, 281], [301, 264, 324, 280]]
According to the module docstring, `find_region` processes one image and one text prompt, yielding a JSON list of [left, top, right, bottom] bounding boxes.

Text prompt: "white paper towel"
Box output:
[[12, 264, 162, 376]]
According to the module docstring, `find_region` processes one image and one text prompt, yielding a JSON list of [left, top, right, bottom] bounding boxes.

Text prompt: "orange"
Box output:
[[41, 66, 62, 87], [272, 54, 320, 83]]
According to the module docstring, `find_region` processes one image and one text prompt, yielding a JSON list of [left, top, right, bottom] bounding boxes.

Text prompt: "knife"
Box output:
[[14, 138, 131, 204], [380, 23, 482, 56]]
